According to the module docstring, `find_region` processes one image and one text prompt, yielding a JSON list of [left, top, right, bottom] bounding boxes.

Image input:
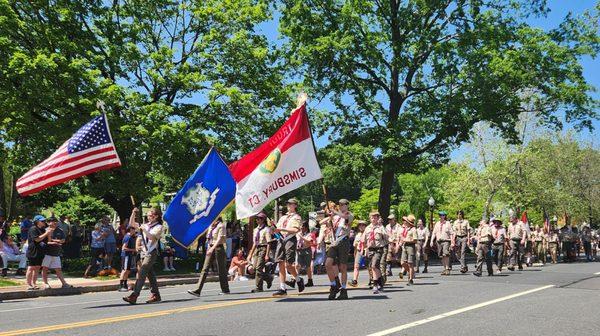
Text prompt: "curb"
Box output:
[[0, 276, 215, 301]]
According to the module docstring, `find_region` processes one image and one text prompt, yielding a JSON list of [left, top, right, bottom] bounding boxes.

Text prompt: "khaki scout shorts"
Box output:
[[326, 239, 350, 266], [296, 248, 312, 268], [368, 247, 384, 269], [437, 241, 451, 257], [386, 242, 399, 261], [401, 244, 416, 264], [275, 236, 297, 264]]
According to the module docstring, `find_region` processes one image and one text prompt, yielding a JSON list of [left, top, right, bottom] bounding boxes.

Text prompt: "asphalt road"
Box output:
[[1, 261, 599, 336]]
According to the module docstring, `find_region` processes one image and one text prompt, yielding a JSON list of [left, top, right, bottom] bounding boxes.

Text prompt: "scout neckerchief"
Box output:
[[438, 220, 447, 236], [141, 221, 160, 251], [254, 223, 266, 245], [368, 224, 377, 245], [333, 212, 347, 239]]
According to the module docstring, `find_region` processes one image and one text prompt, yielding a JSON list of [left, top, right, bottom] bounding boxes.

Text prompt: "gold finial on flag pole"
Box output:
[[96, 100, 106, 114], [296, 92, 308, 108]]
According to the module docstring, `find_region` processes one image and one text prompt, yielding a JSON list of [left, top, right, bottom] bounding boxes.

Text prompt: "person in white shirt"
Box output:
[[1, 237, 27, 276], [123, 207, 164, 305]]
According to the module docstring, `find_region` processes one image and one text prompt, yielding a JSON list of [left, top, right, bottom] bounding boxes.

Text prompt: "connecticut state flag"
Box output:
[[164, 148, 236, 247]]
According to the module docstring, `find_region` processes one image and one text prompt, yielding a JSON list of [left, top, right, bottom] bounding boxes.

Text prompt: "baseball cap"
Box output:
[[438, 211, 447, 216], [33, 215, 46, 222]]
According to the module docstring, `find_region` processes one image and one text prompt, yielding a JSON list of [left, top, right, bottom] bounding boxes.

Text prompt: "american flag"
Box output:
[[17, 114, 122, 196], [543, 211, 550, 233]]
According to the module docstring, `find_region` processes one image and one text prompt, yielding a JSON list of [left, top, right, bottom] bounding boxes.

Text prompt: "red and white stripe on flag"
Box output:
[[229, 103, 322, 219], [17, 114, 122, 196]]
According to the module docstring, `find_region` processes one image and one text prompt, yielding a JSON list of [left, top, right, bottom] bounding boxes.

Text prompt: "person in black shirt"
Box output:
[[118, 226, 138, 292], [41, 217, 72, 289], [26, 215, 53, 290]]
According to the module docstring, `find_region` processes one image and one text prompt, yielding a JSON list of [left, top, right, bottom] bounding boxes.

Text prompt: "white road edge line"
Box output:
[[366, 285, 555, 336]]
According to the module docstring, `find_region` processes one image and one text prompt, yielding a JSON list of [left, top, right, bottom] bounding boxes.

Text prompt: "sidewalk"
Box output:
[[0, 273, 211, 301]]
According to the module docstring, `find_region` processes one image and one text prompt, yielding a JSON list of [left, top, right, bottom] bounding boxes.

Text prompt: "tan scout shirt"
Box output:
[[547, 233, 559, 243], [319, 224, 333, 244], [364, 224, 388, 248], [432, 221, 453, 242], [417, 226, 430, 242], [253, 225, 271, 246], [207, 221, 226, 246], [533, 231, 545, 242], [508, 221, 525, 240], [477, 225, 493, 243], [491, 226, 506, 244], [402, 227, 418, 244], [277, 213, 301, 237], [386, 223, 401, 244], [332, 211, 354, 243], [453, 219, 470, 237]]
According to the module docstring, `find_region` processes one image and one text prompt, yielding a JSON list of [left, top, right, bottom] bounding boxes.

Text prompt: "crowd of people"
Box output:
[[1, 200, 598, 304]]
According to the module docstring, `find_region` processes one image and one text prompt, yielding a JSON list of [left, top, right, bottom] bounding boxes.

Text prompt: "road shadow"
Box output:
[[411, 282, 440, 286], [379, 289, 412, 293], [86, 298, 196, 309], [414, 276, 435, 279], [276, 295, 390, 302], [519, 269, 542, 272]]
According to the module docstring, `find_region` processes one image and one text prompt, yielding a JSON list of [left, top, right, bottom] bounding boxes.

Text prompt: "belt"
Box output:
[[438, 240, 450, 243], [404, 242, 416, 246], [456, 235, 467, 238], [511, 238, 522, 242], [256, 244, 268, 247], [368, 247, 384, 251], [417, 239, 425, 242], [493, 242, 504, 245]]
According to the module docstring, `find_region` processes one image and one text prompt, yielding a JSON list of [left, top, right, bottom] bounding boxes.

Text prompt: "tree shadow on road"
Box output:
[[85, 298, 197, 309], [275, 295, 392, 302]]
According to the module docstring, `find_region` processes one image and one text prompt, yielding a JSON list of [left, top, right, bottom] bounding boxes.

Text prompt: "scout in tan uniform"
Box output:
[[362, 211, 388, 294], [416, 219, 430, 273], [473, 220, 493, 277], [350, 220, 367, 287], [452, 210, 470, 273], [399, 215, 418, 285], [546, 230, 559, 264], [272, 198, 305, 297], [385, 215, 401, 277], [188, 217, 230, 297], [507, 216, 526, 271], [430, 211, 454, 275], [490, 218, 506, 273], [323, 199, 354, 300], [532, 226, 546, 265], [249, 212, 273, 293]]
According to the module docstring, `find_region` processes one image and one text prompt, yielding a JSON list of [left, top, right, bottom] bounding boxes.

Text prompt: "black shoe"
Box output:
[[416, 268, 420, 274], [368, 280, 373, 289], [187, 289, 201, 297], [460, 268, 468, 274], [422, 267, 428, 274], [349, 280, 358, 287], [518, 266, 523, 270], [272, 289, 287, 297], [285, 279, 296, 288], [407, 279, 414, 286], [473, 272, 482, 277], [387, 270, 393, 276], [297, 277, 305, 293], [266, 276, 273, 289], [306, 279, 314, 287], [251, 288, 263, 293], [337, 288, 348, 300], [328, 285, 338, 300], [507, 266, 515, 271]]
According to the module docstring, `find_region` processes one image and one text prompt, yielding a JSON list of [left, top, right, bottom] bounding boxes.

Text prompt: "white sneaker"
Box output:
[[239, 276, 249, 281], [163, 268, 170, 272], [170, 267, 176, 271], [373, 288, 380, 294], [43, 283, 51, 289]]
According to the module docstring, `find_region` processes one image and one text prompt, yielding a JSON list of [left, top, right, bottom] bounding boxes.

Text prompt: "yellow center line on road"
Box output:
[[365, 285, 555, 336], [0, 288, 331, 336]]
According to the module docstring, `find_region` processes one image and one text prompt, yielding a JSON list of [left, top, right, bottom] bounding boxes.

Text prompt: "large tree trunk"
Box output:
[[0, 166, 5, 214], [103, 194, 135, 224], [8, 175, 18, 219], [378, 163, 395, 223]]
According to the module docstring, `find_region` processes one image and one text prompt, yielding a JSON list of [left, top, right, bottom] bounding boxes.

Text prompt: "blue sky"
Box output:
[[257, 1, 599, 158]]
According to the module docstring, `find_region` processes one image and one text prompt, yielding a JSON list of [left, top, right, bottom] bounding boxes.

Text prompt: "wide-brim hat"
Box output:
[[256, 212, 267, 219], [369, 210, 380, 217], [388, 214, 396, 220], [287, 198, 298, 205], [438, 211, 447, 216], [402, 214, 416, 226], [338, 199, 350, 205], [491, 218, 503, 225], [356, 220, 367, 226]]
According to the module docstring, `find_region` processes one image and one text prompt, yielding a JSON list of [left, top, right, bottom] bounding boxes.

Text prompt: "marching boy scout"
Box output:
[[491, 218, 507, 274], [249, 212, 273, 293], [507, 215, 526, 271], [473, 220, 494, 277], [385, 215, 401, 277], [399, 215, 418, 285], [188, 217, 230, 297], [430, 211, 454, 275], [272, 198, 305, 297], [362, 211, 388, 294], [532, 226, 546, 265], [416, 219, 430, 273], [452, 210, 470, 273], [323, 199, 353, 300], [546, 229, 559, 264]]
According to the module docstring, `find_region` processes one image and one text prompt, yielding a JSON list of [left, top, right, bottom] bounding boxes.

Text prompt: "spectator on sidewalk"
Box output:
[[20, 215, 33, 243], [0, 211, 10, 242], [118, 226, 138, 292], [228, 248, 249, 281], [161, 240, 176, 272], [26, 216, 53, 290], [58, 215, 71, 257], [41, 217, 72, 289], [99, 216, 117, 271], [1, 237, 27, 276], [84, 224, 105, 278]]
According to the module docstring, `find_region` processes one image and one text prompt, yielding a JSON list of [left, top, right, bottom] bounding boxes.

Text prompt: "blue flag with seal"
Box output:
[[164, 148, 236, 247]]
